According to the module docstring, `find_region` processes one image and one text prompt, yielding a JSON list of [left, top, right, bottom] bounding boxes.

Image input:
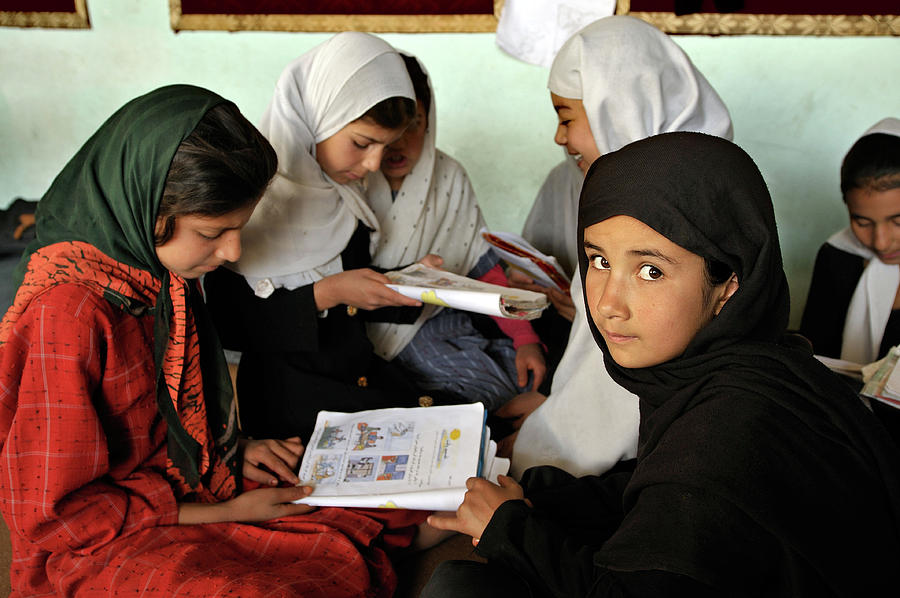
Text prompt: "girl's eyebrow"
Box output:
[[583, 241, 678, 264], [850, 212, 900, 221], [630, 248, 678, 264]]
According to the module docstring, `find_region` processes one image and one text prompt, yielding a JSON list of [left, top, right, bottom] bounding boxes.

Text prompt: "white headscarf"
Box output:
[[231, 32, 415, 294], [364, 54, 489, 360], [513, 15, 734, 478], [522, 15, 733, 273], [828, 117, 900, 364]]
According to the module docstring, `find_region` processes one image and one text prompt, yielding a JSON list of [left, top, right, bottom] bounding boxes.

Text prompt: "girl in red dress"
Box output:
[[0, 84, 422, 598]]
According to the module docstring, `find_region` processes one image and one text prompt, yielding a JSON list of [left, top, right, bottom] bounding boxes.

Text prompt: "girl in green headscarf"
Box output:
[[0, 85, 420, 597]]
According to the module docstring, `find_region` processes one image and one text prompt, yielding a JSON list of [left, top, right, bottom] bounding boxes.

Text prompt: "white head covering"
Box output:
[[364, 54, 489, 359], [522, 15, 733, 276], [513, 15, 734, 478], [232, 32, 415, 293], [827, 117, 900, 364]]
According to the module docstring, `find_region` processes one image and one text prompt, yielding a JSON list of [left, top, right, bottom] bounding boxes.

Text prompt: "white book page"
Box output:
[[387, 284, 504, 317], [295, 404, 486, 509], [385, 263, 548, 319]]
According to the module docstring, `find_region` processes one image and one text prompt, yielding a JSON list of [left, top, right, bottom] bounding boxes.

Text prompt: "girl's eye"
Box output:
[[353, 141, 369, 150], [638, 264, 663, 281], [852, 218, 872, 228], [590, 255, 609, 271], [198, 231, 221, 240]]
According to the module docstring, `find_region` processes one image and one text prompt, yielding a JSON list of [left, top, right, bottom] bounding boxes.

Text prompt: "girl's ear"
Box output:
[[714, 273, 739, 316]]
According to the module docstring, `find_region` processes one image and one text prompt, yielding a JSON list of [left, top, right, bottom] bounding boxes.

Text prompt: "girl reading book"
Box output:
[[0, 85, 424, 597], [422, 132, 900, 597], [366, 52, 545, 411], [203, 32, 432, 442]]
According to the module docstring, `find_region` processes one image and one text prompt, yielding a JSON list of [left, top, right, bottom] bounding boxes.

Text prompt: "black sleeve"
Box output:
[[203, 267, 321, 353], [476, 500, 712, 598], [798, 244, 864, 358]]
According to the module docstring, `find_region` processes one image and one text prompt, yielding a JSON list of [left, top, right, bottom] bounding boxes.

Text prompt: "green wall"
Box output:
[[1, 0, 898, 325]]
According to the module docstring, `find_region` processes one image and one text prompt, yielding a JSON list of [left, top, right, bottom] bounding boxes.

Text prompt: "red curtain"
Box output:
[[0, 0, 78, 11], [629, 1, 898, 16], [179, 1, 494, 16]]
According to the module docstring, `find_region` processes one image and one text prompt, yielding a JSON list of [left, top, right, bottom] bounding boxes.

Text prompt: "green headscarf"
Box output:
[[15, 84, 239, 493]]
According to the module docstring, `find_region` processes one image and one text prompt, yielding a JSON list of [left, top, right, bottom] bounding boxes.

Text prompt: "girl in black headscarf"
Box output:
[[423, 132, 900, 597]]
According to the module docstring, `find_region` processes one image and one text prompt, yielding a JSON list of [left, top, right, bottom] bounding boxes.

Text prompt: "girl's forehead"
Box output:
[[345, 118, 405, 143]]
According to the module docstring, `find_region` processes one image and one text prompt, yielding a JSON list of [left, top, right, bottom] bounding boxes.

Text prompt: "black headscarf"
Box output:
[[578, 132, 900, 593]]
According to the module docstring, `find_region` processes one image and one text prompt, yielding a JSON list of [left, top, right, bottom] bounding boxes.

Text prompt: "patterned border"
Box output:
[[617, 0, 899, 35], [0, 0, 89, 29], [169, 0, 504, 33]]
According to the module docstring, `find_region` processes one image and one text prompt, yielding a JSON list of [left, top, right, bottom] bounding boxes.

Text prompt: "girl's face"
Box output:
[[381, 99, 428, 191], [316, 117, 407, 184], [846, 185, 900, 265], [551, 92, 601, 176], [155, 201, 258, 279], [583, 215, 737, 368]]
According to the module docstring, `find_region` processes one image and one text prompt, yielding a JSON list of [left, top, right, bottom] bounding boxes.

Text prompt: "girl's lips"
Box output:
[[384, 154, 407, 168], [879, 250, 900, 262], [602, 329, 636, 344]]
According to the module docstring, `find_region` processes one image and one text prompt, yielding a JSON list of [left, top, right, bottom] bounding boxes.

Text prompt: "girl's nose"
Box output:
[[595, 275, 629, 320], [216, 230, 242, 263], [554, 124, 567, 147], [873, 224, 893, 254], [362, 148, 384, 173]]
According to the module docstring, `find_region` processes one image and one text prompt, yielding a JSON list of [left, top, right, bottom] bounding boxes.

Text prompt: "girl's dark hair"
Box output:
[[702, 257, 734, 310], [840, 133, 900, 198], [401, 54, 431, 119], [361, 96, 416, 130], [155, 102, 277, 245], [705, 258, 733, 287]]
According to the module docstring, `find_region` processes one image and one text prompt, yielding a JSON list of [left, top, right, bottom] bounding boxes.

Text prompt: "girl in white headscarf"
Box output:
[[364, 53, 546, 411], [799, 117, 900, 445], [204, 32, 431, 442], [500, 15, 734, 477]]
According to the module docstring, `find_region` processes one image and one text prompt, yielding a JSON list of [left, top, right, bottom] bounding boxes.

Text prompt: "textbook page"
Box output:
[[385, 263, 548, 320], [480, 228, 570, 293], [295, 403, 509, 510]]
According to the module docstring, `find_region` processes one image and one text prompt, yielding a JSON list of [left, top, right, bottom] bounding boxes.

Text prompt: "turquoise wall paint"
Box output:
[[1, 0, 898, 325]]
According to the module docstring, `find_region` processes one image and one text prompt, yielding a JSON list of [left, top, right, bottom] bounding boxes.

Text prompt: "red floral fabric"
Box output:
[[0, 243, 424, 596]]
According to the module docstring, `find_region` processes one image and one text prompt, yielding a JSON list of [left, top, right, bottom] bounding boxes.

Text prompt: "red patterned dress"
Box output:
[[0, 243, 420, 597]]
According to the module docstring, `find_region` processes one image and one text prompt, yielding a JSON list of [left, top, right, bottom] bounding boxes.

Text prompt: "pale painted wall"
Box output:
[[1, 0, 898, 325]]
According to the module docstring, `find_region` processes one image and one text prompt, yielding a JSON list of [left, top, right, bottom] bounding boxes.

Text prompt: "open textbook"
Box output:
[[861, 346, 900, 410], [385, 263, 549, 320], [480, 228, 570, 293], [294, 403, 510, 510]]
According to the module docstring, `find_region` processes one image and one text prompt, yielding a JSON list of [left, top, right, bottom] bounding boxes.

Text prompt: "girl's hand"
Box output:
[[496, 391, 547, 430], [494, 391, 548, 458], [313, 268, 422, 311], [547, 287, 575, 322], [426, 476, 526, 544], [505, 270, 545, 294], [241, 437, 304, 486], [515, 343, 546, 390], [417, 253, 444, 269], [178, 486, 316, 524]]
